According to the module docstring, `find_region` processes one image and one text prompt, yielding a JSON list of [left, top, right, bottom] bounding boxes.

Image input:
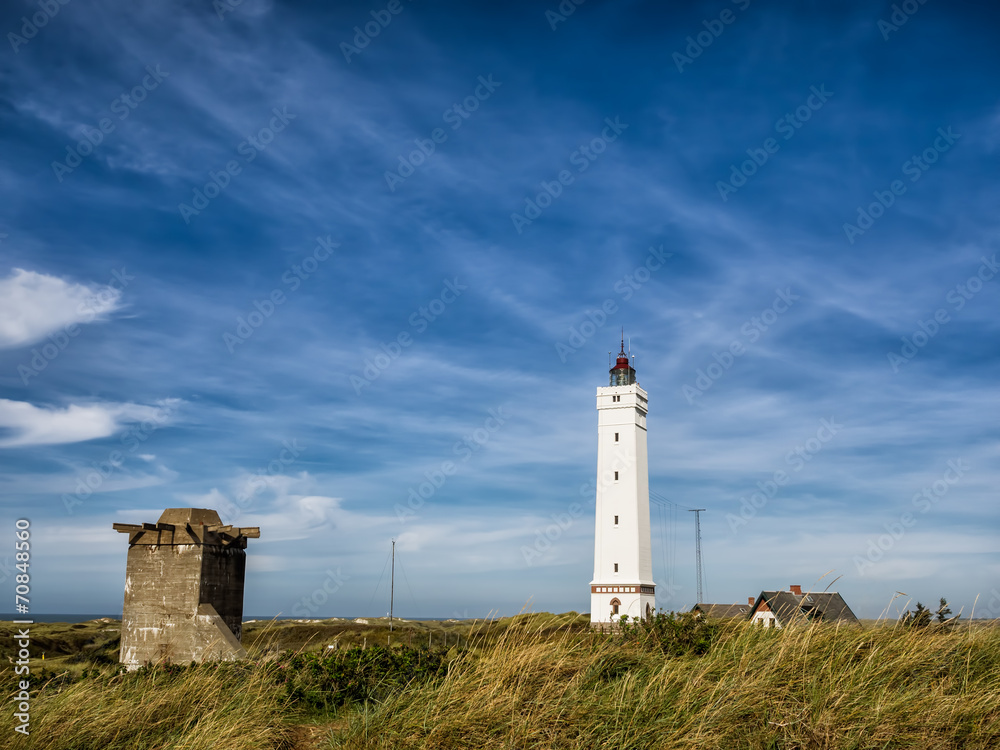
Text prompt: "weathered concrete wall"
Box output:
[[199, 545, 247, 641], [114, 508, 259, 668], [121, 543, 205, 665]]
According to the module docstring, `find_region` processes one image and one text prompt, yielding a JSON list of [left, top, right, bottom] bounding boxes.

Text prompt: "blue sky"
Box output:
[[0, 0, 998, 620]]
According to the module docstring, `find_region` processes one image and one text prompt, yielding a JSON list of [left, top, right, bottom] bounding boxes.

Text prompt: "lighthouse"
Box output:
[[590, 337, 655, 626]]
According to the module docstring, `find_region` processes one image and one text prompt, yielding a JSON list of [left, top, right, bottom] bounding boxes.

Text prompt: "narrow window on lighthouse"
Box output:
[[614, 563, 619, 573], [614, 515, 619, 526], [614, 432, 619, 443], [614, 471, 619, 481]]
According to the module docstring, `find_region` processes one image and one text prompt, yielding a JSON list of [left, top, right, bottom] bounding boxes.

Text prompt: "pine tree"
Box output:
[[936, 597, 953, 623], [902, 601, 931, 628]]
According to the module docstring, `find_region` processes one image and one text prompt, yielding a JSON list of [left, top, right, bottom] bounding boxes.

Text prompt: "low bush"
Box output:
[[617, 610, 719, 656], [273, 644, 451, 713]]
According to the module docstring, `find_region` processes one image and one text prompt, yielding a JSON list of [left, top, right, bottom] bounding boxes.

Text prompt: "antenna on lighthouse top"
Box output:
[[609, 332, 637, 386]]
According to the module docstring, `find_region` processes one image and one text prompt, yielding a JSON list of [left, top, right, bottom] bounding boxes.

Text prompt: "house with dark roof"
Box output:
[[749, 585, 859, 628], [691, 602, 751, 619]]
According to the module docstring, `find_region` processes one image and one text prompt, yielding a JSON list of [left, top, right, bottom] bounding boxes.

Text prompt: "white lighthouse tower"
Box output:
[[590, 337, 655, 627]]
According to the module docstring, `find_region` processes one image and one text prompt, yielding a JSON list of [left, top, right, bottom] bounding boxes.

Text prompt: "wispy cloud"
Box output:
[[1, 0, 998, 618], [0, 398, 173, 447], [0, 269, 124, 349]]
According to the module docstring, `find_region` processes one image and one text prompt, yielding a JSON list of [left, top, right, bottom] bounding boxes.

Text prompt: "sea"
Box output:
[[0, 614, 120, 623], [0, 614, 464, 623]]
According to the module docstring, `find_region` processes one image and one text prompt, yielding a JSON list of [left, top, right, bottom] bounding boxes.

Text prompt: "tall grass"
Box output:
[[2, 617, 997, 749], [331, 620, 1000, 749], [0, 661, 293, 750]]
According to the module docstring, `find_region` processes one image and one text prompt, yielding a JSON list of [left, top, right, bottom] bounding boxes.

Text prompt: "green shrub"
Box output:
[[272, 644, 450, 713], [617, 610, 718, 656]]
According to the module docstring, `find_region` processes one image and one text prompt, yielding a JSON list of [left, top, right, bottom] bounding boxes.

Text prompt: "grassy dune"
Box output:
[[0, 618, 122, 671], [333, 617, 1000, 749], [2, 614, 998, 749]]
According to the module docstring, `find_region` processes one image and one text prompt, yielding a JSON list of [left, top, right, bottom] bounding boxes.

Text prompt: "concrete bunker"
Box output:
[[113, 507, 260, 669]]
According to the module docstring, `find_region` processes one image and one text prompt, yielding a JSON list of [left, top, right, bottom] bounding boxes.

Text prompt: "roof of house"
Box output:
[[692, 603, 750, 619], [754, 590, 859, 625]]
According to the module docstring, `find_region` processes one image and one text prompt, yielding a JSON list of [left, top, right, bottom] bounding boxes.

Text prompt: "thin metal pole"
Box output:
[[689, 509, 706, 604], [390, 539, 395, 632]]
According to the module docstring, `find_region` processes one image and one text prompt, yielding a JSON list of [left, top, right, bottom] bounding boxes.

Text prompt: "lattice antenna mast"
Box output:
[[390, 539, 395, 632], [689, 509, 706, 604]]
